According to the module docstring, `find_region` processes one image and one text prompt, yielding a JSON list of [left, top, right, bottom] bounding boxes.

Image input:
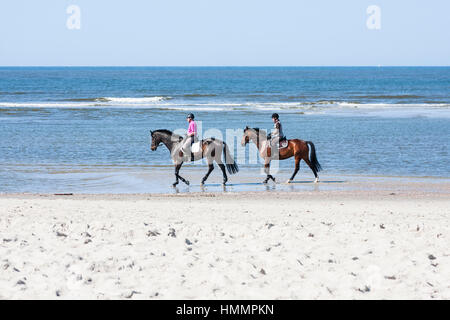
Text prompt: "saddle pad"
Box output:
[[280, 139, 289, 149], [192, 141, 201, 153]]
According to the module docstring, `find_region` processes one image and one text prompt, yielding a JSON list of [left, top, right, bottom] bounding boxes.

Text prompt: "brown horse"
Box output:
[[241, 126, 322, 184]]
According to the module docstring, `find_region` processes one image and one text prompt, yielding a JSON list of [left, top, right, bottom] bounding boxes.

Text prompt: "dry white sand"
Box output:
[[0, 184, 449, 299]]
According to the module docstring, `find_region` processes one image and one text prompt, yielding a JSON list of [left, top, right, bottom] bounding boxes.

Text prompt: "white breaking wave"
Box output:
[[102, 96, 169, 104], [0, 99, 449, 118]]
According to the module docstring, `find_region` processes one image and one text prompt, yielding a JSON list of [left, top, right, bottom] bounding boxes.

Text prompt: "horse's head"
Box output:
[[242, 126, 266, 147], [150, 130, 160, 151], [241, 126, 251, 146]]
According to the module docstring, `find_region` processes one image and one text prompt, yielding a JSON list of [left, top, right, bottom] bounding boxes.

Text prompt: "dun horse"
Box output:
[[241, 127, 322, 184], [150, 129, 239, 186]]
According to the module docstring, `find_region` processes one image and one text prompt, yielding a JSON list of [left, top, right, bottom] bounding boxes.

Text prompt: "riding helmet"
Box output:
[[187, 113, 195, 120], [271, 113, 279, 119]]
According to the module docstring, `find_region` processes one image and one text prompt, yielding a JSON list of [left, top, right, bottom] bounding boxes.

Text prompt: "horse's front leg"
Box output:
[[174, 163, 190, 186], [263, 159, 275, 184], [173, 164, 180, 187]]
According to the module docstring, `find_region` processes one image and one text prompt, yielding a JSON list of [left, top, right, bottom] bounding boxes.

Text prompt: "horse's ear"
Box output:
[[245, 126, 248, 130], [150, 130, 153, 134]]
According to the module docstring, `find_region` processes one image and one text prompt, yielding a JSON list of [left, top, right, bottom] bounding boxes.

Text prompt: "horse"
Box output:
[[150, 129, 239, 187], [241, 126, 322, 184]]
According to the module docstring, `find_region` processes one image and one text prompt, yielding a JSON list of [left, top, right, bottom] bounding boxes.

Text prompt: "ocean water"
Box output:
[[0, 67, 449, 193]]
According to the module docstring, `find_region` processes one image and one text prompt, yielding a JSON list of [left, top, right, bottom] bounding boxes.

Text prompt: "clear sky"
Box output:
[[0, 0, 449, 66]]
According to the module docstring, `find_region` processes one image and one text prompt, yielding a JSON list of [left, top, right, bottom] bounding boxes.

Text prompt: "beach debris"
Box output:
[[54, 193, 73, 196], [308, 233, 314, 237], [147, 230, 160, 237], [125, 290, 141, 299], [84, 239, 92, 244], [352, 257, 359, 261], [13, 267, 20, 272], [168, 228, 176, 238], [296, 259, 303, 266], [384, 275, 396, 280], [259, 268, 266, 275], [266, 223, 275, 229], [357, 286, 371, 293], [389, 193, 396, 195], [428, 254, 436, 260], [427, 282, 434, 287], [16, 280, 26, 286], [56, 290, 62, 297], [185, 238, 193, 245], [56, 231, 67, 238], [380, 224, 385, 229]]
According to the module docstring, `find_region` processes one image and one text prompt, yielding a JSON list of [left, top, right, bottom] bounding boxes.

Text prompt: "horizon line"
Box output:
[[1, 65, 449, 68]]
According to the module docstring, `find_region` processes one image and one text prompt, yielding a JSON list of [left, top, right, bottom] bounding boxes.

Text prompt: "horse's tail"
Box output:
[[306, 141, 322, 173], [223, 142, 239, 175]]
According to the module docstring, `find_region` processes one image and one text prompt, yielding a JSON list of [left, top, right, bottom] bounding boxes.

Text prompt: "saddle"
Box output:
[[264, 137, 288, 158], [179, 141, 202, 161], [279, 137, 288, 149], [191, 141, 202, 153]]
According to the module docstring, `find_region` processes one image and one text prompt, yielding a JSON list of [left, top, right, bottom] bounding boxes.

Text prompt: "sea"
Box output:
[[0, 67, 449, 193]]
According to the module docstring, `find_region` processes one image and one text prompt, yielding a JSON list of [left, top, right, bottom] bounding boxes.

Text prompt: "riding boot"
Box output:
[[191, 152, 194, 162]]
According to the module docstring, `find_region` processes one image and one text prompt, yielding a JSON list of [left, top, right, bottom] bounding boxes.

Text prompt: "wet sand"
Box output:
[[0, 179, 449, 299]]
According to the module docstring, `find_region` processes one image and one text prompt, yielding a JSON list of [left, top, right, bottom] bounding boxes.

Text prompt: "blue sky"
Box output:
[[0, 0, 449, 66]]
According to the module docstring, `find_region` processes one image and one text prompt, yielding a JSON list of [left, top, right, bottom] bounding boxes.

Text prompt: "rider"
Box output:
[[181, 113, 198, 161], [270, 113, 285, 151]]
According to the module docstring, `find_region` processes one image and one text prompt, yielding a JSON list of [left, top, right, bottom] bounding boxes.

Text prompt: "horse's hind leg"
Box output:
[[201, 159, 214, 185], [304, 157, 319, 183], [215, 144, 228, 185], [218, 163, 227, 185], [287, 156, 301, 183], [175, 163, 190, 186]]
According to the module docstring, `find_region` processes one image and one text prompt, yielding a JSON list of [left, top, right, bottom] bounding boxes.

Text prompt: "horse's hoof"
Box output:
[[314, 178, 319, 183], [286, 180, 292, 184], [172, 183, 178, 187], [185, 181, 190, 186]]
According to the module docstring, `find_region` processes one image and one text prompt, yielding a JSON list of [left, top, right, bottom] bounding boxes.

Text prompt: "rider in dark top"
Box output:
[[270, 113, 285, 151]]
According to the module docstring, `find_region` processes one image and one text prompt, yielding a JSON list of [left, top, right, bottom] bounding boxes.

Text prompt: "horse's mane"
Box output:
[[153, 129, 173, 135], [152, 129, 183, 142], [244, 127, 266, 134]]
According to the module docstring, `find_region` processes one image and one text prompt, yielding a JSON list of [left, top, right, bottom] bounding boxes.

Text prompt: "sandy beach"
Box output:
[[0, 179, 449, 300]]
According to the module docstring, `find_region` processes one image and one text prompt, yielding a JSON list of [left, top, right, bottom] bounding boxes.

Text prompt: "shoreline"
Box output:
[[1, 173, 449, 198], [1, 171, 449, 195]]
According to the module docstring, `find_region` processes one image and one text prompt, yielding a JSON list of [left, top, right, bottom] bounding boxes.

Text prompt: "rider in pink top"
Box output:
[[182, 113, 198, 161], [187, 118, 197, 136]]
